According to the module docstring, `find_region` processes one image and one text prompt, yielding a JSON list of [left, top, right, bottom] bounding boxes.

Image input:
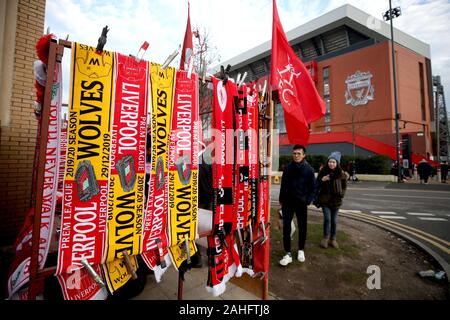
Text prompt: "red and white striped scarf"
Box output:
[[252, 87, 270, 279], [239, 83, 259, 276], [206, 77, 236, 296]]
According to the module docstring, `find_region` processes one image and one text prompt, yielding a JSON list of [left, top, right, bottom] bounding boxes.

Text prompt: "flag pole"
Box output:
[[263, 84, 274, 301]]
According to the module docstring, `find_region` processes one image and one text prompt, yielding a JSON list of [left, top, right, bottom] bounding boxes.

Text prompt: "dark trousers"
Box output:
[[282, 202, 308, 252]]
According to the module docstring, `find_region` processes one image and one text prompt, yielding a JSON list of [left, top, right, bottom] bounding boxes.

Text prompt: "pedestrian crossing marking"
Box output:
[[340, 209, 362, 214], [371, 211, 396, 215], [379, 215, 406, 220], [418, 217, 447, 222]]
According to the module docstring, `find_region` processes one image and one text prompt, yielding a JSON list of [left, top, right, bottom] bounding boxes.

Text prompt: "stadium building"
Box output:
[[219, 4, 439, 169]]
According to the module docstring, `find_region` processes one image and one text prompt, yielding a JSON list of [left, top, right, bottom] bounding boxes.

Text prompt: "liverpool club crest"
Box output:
[[345, 71, 374, 107]]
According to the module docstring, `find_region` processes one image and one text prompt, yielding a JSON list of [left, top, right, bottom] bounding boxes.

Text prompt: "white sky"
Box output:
[[45, 0, 450, 109]]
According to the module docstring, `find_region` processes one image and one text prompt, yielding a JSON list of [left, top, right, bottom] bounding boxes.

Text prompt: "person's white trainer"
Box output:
[[279, 253, 292, 266], [297, 250, 305, 262]]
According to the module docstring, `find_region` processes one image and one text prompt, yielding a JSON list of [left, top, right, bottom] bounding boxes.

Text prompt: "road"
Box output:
[[270, 181, 450, 265], [343, 182, 450, 241]]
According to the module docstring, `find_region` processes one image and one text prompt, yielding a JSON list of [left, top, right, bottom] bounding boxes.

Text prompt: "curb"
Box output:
[[339, 212, 450, 299]]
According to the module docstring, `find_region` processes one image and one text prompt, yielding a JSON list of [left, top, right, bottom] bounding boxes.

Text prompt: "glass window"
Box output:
[[325, 98, 331, 114], [324, 83, 330, 96], [274, 103, 287, 134], [323, 67, 331, 123], [419, 62, 426, 121]]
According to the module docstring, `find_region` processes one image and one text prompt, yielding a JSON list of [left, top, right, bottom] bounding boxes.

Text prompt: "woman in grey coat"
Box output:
[[314, 151, 348, 249]]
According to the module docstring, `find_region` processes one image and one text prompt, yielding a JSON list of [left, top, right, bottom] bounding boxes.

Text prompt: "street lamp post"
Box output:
[[352, 107, 356, 162], [383, 0, 402, 182]]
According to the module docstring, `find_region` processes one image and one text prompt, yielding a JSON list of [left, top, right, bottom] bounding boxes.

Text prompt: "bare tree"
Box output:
[[192, 25, 220, 77], [191, 25, 220, 143]]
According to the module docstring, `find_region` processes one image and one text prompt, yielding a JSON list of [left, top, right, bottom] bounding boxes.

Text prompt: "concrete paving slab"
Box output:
[[132, 264, 262, 300]]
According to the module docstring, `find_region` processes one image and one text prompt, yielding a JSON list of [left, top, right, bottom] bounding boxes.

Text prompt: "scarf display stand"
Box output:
[[27, 38, 272, 300], [28, 38, 70, 300]]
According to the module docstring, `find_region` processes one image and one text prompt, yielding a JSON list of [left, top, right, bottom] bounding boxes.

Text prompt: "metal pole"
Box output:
[[177, 273, 184, 300], [436, 86, 440, 162], [28, 39, 58, 299], [389, 0, 402, 182], [352, 107, 356, 162]]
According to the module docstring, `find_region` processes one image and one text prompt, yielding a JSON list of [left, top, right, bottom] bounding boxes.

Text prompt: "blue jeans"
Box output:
[[322, 207, 339, 239]]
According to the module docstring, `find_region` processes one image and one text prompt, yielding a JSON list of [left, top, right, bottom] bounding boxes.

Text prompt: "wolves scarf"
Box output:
[[141, 63, 176, 281], [7, 62, 62, 298], [57, 43, 114, 275], [103, 255, 139, 294], [102, 52, 149, 293], [168, 70, 199, 270], [206, 77, 235, 296]]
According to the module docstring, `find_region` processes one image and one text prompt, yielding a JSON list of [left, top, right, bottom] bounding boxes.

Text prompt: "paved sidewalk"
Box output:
[[132, 265, 267, 300]]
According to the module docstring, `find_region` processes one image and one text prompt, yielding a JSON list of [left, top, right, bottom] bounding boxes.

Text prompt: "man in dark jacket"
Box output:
[[440, 161, 449, 183], [279, 145, 316, 266], [417, 159, 433, 184]]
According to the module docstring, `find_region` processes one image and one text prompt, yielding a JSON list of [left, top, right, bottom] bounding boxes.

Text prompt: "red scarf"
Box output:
[[252, 87, 270, 279], [206, 77, 236, 296]]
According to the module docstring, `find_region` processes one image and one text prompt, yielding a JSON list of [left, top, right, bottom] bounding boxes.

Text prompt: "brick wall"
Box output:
[[0, 0, 46, 244]]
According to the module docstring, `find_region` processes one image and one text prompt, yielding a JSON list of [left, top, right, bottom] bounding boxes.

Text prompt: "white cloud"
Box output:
[[321, 0, 450, 111], [45, 0, 450, 109]]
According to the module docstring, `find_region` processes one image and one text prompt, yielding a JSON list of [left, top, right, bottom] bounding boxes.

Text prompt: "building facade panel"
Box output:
[[219, 5, 436, 163], [314, 41, 393, 136], [0, 0, 46, 244]]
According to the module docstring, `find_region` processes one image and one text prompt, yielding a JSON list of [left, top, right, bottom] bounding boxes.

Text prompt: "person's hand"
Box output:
[[321, 175, 330, 182]]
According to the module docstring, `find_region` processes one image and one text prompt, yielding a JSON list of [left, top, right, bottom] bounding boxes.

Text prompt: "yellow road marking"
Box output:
[[341, 212, 450, 255]]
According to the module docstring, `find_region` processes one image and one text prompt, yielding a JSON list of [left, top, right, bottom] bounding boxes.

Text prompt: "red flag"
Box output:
[[270, 0, 325, 145], [180, 2, 193, 70]]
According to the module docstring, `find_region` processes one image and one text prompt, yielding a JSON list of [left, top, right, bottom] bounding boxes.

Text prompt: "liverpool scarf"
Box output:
[[252, 88, 270, 279], [234, 83, 249, 233], [57, 264, 108, 300], [168, 70, 199, 270], [7, 62, 62, 298], [206, 77, 235, 296], [240, 83, 259, 276], [230, 82, 252, 278], [141, 63, 176, 281], [58, 125, 67, 194], [102, 52, 149, 293], [57, 43, 114, 275]]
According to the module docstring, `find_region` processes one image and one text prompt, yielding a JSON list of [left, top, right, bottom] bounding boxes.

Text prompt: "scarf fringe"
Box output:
[[242, 267, 255, 277], [206, 281, 226, 297], [153, 254, 172, 283]]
